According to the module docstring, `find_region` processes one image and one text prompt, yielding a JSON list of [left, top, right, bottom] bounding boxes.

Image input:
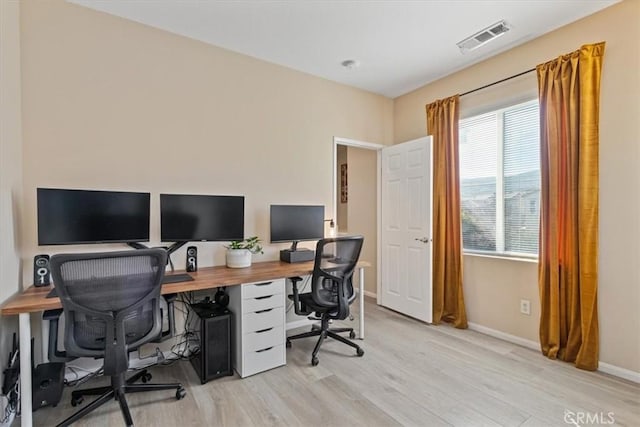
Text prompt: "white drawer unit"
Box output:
[[242, 293, 284, 314], [242, 279, 284, 299], [243, 306, 284, 333], [228, 278, 286, 378], [244, 326, 285, 352], [243, 344, 285, 378]]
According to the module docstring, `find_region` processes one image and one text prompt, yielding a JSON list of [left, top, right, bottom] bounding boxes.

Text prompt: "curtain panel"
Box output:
[[426, 95, 468, 328], [537, 42, 605, 370]]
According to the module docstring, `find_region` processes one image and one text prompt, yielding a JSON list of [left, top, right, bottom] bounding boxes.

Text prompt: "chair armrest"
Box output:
[[152, 293, 177, 343], [43, 309, 73, 363], [288, 277, 309, 316]]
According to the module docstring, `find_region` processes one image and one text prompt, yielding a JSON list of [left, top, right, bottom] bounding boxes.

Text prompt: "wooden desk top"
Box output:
[[0, 260, 370, 316]]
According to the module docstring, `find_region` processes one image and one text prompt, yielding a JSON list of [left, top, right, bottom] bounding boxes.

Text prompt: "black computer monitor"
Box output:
[[270, 205, 324, 251], [37, 188, 151, 245], [160, 194, 244, 242]]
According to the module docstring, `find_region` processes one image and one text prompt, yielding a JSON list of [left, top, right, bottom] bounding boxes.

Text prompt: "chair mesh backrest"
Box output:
[[50, 249, 166, 354], [311, 236, 364, 317], [58, 256, 161, 312]]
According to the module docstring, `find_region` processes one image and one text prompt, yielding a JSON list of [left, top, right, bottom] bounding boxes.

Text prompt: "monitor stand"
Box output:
[[127, 241, 187, 256], [280, 241, 314, 263], [127, 241, 187, 272]]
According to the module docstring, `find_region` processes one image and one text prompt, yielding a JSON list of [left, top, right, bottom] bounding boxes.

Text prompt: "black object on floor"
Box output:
[[188, 303, 233, 383]]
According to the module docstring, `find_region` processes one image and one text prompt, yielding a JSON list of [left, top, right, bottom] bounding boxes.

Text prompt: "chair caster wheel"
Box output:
[[71, 396, 84, 407], [311, 357, 319, 366], [349, 330, 356, 339], [286, 340, 292, 348], [176, 387, 186, 400], [356, 348, 364, 357], [141, 372, 152, 383]]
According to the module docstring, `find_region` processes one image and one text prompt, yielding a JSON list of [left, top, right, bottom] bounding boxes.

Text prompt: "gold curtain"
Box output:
[[426, 95, 467, 328], [537, 42, 605, 371]]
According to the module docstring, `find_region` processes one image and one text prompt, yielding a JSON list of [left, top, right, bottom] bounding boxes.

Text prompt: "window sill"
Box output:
[[463, 252, 538, 264]]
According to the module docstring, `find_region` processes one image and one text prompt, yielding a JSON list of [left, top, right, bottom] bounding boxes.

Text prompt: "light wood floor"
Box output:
[[32, 299, 639, 426]]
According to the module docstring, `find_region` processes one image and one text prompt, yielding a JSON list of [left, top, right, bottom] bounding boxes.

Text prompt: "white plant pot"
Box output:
[[226, 249, 252, 268]]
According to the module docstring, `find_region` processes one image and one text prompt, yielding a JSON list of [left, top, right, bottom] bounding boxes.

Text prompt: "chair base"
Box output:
[[56, 369, 185, 427], [286, 318, 364, 366]]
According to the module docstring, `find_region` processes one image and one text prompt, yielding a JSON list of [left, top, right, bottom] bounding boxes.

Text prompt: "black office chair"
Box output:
[[286, 236, 365, 366], [49, 249, 186, 427]]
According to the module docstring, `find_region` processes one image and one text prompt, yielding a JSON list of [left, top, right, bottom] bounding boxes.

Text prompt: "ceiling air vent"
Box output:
[[457, 20, 511, 54]]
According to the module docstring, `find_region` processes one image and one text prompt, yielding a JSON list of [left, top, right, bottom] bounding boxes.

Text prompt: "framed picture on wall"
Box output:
[[340, 164, 348, 203]]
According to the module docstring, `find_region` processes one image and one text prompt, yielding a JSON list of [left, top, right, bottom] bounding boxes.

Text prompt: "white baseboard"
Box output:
[[467, 322, 639, 383], [363, 290, 377, 299], [598, 362, 640, 383], [467, 322, 539, 351]]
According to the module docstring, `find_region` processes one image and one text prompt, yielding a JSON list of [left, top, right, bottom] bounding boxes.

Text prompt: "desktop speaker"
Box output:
[[33, 255, 51, 287], [188, 303, 233, 384], [32, 362, 65, 411], [186, 246, 198, 272]]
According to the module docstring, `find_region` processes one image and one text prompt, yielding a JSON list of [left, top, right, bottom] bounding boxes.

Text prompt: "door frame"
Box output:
[[332, 137, 385, 303]]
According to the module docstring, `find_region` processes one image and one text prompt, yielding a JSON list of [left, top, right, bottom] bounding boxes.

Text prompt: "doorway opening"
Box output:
[[332, 137, 384, 303]]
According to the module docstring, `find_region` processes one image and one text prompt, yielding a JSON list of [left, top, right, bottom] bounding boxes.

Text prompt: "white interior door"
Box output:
[[380, 136, 433, 323]]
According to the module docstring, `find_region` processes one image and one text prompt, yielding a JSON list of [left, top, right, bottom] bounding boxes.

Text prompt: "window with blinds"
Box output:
[[459, 100, 540, 257]]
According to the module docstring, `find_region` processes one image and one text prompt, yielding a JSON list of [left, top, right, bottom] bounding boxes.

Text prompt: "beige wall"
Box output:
[[394, 0, 640, 373], [0, 0, 23, 375], [336, 145, 348, 231], [18, 0, 393, 284], [8, 0, 637, 376], [346, 147, 377, 295]]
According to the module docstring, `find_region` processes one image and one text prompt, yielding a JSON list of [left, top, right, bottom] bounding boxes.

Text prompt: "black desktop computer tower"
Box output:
[[188, 303, 233, 384]]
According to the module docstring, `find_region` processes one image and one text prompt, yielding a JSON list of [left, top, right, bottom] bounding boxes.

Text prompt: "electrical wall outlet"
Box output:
[[520, 299, 531, 315]]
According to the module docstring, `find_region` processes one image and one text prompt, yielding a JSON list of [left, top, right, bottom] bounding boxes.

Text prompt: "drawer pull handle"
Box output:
[[255, 308, 273, 314], [256, 347, 273, 353], [256, 327, 273, 334], [254, 282, 273, 287], [254, 295, 273, 300]]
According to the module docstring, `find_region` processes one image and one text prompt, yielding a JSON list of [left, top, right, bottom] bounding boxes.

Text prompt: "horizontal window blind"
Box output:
[[459, 100, 540, 257], [459, 112, 498, 252], [503, 102, 540, 254]]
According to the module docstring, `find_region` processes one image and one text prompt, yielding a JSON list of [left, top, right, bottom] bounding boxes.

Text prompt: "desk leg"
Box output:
[[19, 313, 33, 427], [41, 318, 49, 363], [358, 267, 365, 340]]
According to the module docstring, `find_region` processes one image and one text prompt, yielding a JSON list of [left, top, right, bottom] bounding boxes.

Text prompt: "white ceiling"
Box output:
[[68, 0, 618, 98]]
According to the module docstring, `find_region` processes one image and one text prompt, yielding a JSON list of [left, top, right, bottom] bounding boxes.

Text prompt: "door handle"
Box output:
[[415, 237, 432, 244]]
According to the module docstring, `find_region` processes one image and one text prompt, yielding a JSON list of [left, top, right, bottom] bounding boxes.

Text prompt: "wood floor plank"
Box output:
[[30, 299, 639, 427], [361, 389, 452, 427]]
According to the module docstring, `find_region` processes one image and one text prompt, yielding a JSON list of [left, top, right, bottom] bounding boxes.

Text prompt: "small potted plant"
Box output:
[[225, 236, 263, 268]]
